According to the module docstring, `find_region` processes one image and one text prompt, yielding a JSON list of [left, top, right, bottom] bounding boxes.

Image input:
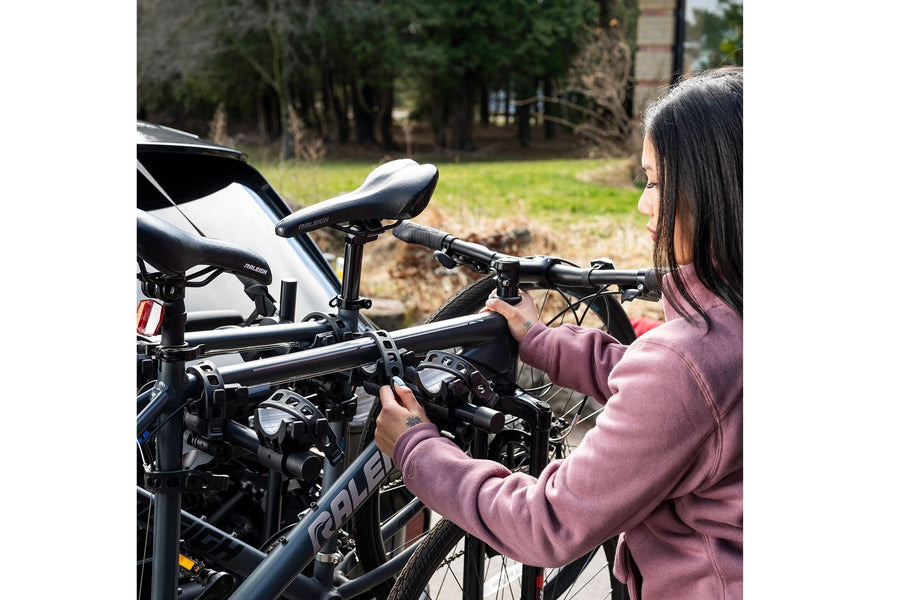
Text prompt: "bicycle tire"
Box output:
[[351, 275, 634, 600], [388, 517, 625, 600]]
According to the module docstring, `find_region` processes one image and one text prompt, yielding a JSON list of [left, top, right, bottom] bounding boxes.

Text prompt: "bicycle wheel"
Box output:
[[351, 276, 634, 600], [388, 517, 625, 600]]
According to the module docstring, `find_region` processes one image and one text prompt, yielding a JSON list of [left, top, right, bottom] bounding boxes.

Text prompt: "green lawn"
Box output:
[[255, 158, 644, 230]]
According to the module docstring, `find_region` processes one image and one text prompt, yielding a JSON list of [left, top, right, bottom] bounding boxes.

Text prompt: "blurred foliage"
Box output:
[[137, 0, 644, 155], [684, 0, 743, 71]]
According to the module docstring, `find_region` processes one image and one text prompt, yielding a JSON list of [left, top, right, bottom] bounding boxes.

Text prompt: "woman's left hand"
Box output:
[[375, 380, 431, 460]]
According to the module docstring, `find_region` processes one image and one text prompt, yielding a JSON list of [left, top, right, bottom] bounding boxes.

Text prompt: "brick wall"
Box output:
[[634, 0, 678, 115]]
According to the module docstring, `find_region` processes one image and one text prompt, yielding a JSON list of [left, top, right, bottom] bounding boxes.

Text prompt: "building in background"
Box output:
[[633, 0, 742, 114]]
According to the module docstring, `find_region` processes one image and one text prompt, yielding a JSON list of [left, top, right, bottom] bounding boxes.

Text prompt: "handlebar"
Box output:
[[393, 220, 662, 298]]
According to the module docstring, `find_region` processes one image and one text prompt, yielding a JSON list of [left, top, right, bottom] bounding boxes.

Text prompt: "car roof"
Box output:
[[137, 121, 246, 161]]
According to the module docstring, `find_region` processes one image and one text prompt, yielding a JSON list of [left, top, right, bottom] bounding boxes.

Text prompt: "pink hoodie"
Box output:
[[393, 265, 742, 599]]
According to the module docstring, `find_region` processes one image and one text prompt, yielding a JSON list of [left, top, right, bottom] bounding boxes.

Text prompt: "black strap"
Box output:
[[359, 330, 407, 384]]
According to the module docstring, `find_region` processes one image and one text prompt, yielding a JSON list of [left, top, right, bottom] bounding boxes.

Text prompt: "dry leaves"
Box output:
[[359, 204, 664, 325]]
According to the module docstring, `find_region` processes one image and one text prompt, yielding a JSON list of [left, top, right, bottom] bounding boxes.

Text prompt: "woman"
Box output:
[[375, 66, 743, 599]]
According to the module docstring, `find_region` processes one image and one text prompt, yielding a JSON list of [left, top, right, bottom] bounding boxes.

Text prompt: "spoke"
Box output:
[[491, 558, 522, 600]]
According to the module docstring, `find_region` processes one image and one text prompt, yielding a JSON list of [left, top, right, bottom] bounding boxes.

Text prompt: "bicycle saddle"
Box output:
[[275, 158, 438, 237], [137, 209, 273, 285]]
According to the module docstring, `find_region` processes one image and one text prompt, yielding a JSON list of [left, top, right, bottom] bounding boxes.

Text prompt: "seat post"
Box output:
[[335, 227, 378, 332]]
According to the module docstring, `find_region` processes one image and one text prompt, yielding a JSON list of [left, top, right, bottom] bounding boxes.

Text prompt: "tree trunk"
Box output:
[[479, 84, 490, 125], [377, 84, 400, 152], [336, 81, 350, 145], [543, 78, 556, 140], [323, 72, 350, 145], [257, 95, 270, 143], [352, 80, 378, 145], [298, 86, 319, 139], [516, 101, 531, 148], [278, 86, 294, 159], [451, 82, 474, 151], [321, 74, 334, 143], [504, 85, 512, 125], [431, 90, 446, 150]]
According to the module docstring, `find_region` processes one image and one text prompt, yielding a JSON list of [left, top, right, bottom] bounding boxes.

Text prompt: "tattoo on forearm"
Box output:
[[406, 416, 423, 428], [524, 320, 532, 330]]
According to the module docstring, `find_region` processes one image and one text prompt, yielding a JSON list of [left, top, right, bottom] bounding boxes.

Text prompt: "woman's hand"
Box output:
[[484, 292, 539, 343], [375, 378, 431, 460]]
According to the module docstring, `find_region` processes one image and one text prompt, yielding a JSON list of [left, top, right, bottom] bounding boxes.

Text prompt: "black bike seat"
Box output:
[[275, 158, 438, 237], [137, 210, 273, 285]]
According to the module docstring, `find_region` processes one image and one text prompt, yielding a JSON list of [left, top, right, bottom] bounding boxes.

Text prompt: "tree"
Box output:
[[208, 0, 326, 158], [402, 0, 598, 151], [557, 24, 635, 156], [333, 0, 417, 151], [685, 0, 743, 72], [137, 0, 228, 124], [508, 0, 599, 147], [137, 0, 626, 155], [401, 2, 516, 151], [138, 0, 313, 156]]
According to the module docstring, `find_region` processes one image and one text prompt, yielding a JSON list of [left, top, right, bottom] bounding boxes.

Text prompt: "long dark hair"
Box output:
[[643, 66, 743, 327]]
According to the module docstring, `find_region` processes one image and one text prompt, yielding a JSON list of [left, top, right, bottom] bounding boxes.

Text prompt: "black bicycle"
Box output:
[[138, 158, 451, 600], [136, 158, 657, 600], [356, 221, 658, 600]]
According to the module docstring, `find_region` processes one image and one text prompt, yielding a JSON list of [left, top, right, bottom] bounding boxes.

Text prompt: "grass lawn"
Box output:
[[254, 157, 645, 231]]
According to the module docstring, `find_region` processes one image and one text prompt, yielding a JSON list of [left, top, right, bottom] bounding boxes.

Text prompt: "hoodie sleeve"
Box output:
[[392, 332, 720, 568], [518, 322, 629, 404]]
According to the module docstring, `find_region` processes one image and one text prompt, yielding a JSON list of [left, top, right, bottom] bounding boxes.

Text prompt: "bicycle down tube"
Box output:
[[138, 439, 416, 600]]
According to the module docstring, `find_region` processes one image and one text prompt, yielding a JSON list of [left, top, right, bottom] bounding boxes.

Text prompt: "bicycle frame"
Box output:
[[139, 383, 555, 600], [139, 309, 511, 600], [138, 438, 416, 600], [138, 311, 510, 438]]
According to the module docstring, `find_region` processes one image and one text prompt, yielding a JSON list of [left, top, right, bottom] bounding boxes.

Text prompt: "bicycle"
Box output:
[[136, 158, 659, 600], [354, 221, 660, 600], [137, 158, 448, 600]]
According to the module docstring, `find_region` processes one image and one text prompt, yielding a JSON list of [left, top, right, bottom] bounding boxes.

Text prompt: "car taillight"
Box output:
[[137, 299, 164, 336]]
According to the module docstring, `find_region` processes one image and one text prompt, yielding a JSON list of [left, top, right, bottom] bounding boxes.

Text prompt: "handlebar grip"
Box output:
[[644, 268, 662, 293], [393, 221, 455, 250]]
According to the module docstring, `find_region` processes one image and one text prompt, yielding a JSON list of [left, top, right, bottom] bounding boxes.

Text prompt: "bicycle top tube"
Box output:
[[179, 311, 510, 393], [138, 318, 337, 358]]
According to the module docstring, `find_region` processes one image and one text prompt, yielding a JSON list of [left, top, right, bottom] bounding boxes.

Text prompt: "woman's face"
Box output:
[[638, 136, 692, 264]]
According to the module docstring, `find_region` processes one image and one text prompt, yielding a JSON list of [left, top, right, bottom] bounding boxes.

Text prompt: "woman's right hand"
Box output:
[[484, 291, 539, 343]]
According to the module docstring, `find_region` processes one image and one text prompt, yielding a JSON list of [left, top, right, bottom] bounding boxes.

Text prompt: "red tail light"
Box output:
[[137, 299, 164, 336]]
